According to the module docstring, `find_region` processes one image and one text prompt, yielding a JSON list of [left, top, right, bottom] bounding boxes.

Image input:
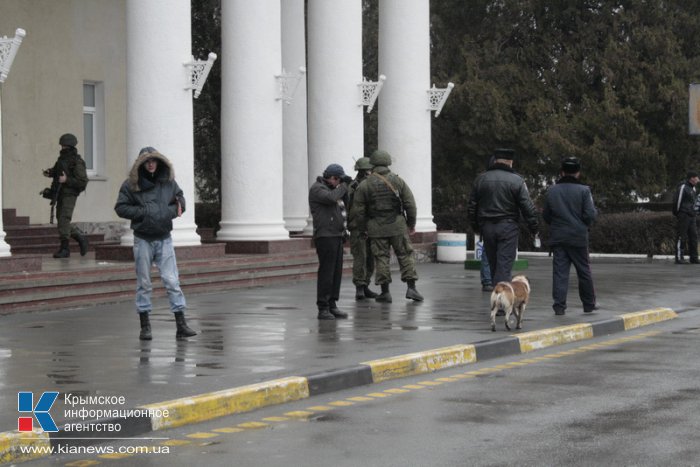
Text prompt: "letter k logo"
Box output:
[[18, 391, 59, 432]]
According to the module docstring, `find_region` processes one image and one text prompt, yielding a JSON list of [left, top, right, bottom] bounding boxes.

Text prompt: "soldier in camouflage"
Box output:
[[348, 157, 379, 300], [42, 133, 89, 258], [351, 149, 423, 303]]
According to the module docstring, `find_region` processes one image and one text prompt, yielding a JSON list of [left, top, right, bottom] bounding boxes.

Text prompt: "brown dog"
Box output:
[[490, 275, 530, 332]]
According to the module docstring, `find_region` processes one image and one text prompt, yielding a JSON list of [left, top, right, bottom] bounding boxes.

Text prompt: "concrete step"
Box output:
[[5, 233, 104, 246], [9, 241, 118, 255], [2, 209, 30, 226], [4, 225, 58, 237], [0, 251, 336, 313]]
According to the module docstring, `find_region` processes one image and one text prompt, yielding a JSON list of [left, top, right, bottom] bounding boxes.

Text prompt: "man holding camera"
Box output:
[[42, 133, 89, 258], [309, 164, 352, 320]]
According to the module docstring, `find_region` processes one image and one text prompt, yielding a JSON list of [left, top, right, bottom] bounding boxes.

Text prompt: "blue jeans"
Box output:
[[133, 236, 186, 314]]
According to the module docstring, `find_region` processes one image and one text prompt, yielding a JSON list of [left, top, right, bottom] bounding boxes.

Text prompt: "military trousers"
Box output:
[[551, 245, 596, 313], [56, 194, 81, 241], [481, 220, 519, 285], [370, 233, 417, 285], [349, 230, 374, 286]]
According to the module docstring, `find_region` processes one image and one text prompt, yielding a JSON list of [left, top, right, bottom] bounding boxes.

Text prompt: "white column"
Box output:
[[306, 0, 364, 208], [378, 0, 436, 232], [281, 0, 309, 233], [124, 0, 200, 246], [218, 0, 289, 241], [0, 91, 12, 256]]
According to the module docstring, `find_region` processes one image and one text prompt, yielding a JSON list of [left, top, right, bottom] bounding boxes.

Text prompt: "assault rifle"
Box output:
[[40, 162, 65, 224]]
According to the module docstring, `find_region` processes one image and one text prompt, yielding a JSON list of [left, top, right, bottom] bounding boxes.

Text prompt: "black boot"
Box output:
[[139, 312, 152, 341], [71, 231, 89, 256], [174, 311, 197, 339], [328, 300, 348, 319], [53, 239, 70, 258], [363, 286, 379, 299], [405, 280, 424, 301], [317, 308, 335, 320], [355, 285, 366, 300], [375, 283, 392, 303]]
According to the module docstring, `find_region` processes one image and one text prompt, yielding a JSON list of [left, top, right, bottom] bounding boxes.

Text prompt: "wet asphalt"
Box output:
[[0, 255, 697, 431]]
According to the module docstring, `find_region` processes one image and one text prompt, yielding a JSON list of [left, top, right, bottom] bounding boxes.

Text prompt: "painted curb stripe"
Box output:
[[140, 376, 310, 430], [621, 307, 677, 330], [304, 365, 374, 397], [590, 317, 626, 336], [0, 430, 50, 464], [473, 336, 521, 361], [516, 323, 594, 353], [362, 344, 477, 383]]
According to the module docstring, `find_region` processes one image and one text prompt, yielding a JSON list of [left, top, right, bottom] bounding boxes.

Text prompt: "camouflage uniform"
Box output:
[[347, 158, 376, 295], [351, 150, 423, 302], [44, 134, 89, 258]]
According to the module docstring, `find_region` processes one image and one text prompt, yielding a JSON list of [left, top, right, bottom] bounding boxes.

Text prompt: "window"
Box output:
[[82, 82, 104, 176]]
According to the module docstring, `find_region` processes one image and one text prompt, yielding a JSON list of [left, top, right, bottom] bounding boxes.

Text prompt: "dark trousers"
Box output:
[[551, 245, 596, 312], [481, 220, 519, 284], [314, 236, 344, 309], [675, 213, 698, 262]]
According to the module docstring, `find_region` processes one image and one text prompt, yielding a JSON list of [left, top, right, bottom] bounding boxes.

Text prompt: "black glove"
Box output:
[[341, 175, 353, 184]]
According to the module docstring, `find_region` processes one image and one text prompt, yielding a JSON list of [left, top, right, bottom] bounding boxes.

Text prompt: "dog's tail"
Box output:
[[490, 282, 514, 313]]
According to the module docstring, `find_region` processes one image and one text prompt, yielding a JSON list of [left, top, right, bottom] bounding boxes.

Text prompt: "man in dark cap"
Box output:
[[309, 163, 353, 320], [42, 133, 89, 258], [672, 170, 699, 264], [468, 148, 538, 285], [543, 157, 598, 315]]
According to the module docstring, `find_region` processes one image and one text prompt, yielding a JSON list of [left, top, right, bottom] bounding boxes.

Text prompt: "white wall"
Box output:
[[0, 0, 127, 224]]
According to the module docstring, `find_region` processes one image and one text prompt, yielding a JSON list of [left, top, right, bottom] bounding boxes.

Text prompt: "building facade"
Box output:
[[0, 0, 445, 255]]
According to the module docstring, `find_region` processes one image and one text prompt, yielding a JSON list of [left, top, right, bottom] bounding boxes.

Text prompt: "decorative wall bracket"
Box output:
[[275, 66, 306, 105], [427, 82, 454, 117], [184, 52, 217, 99], [0, 28, 26, 84], [358, 75, 386, 113]]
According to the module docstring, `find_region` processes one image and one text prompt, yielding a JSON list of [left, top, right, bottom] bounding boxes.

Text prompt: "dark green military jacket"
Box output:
[[53, 147, 88, 197], [350, 166, 417, 237]]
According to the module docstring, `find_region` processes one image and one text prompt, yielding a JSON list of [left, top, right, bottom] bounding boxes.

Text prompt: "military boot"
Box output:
[[138, 312, 152, 341], [53, 239, 70, 258], [71, 231, 89, 256], [405, 280, 424, 301], [363, 286, 379, 299], [174, 311, 197, 339], [355, 285, 366, 300], [375, 283, 392, 303]]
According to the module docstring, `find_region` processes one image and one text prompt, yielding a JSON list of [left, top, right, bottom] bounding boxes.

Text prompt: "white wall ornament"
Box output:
[[0, 28, 26, 84], [184, 52, 217, 98], [358, 75, 386, 113], [427, 82, 454, 117], [275, 66, 306, 104]]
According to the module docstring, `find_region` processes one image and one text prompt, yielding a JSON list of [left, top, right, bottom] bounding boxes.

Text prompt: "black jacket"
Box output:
[[467, 163, 538, 233], [114, 151, 185, 241], [672, 180, 697, 217], [542, 176, 597, 247], [308, 177, 348, 239]]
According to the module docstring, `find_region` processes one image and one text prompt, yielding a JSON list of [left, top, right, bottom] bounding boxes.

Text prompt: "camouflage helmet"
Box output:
[[59, 133, 78, 147], [369, 149, 392, 167], [354, 157, 373, 171]]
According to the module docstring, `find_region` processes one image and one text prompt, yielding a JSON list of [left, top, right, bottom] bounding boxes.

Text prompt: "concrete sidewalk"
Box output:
[[0, 256, 694, 460]]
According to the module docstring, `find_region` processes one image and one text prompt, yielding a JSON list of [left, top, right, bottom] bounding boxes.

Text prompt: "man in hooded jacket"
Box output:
[[114, 146, 196, 340]]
